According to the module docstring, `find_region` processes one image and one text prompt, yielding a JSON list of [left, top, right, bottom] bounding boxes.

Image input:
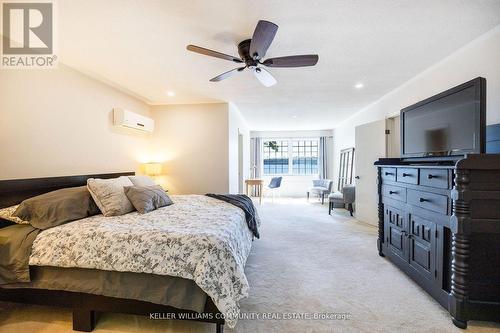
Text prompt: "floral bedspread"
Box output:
[[29, 195, 258, 328]]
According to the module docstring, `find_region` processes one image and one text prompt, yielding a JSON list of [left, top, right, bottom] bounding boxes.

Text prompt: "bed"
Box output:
[[0, 172, 257, 332]]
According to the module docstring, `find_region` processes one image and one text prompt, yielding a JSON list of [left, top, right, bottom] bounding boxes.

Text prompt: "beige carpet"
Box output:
[[1, 198, 499, 333]]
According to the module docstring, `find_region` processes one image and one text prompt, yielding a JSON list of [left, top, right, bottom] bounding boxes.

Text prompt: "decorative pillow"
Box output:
[[124, 185, 173, 214], [87, 176, 134, 217], [0, 205, 29, 224], [128, 175, 156, 187], [13, 186, 101, 230]]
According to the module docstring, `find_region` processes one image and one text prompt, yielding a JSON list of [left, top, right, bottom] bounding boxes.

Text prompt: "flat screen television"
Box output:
[[401, 77, 486, 160]]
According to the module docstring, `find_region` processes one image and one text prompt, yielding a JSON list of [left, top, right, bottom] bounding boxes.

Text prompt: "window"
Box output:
[[263, 140, 289, 175], [262, 139, 319, 176], [292, 140, 319, 175]]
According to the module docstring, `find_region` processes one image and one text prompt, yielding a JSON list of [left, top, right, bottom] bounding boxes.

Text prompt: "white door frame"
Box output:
[[238, 131, 244, 194]]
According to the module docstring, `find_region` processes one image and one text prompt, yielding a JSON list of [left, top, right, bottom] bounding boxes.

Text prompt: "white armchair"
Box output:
[[307, 179, 333, 205]]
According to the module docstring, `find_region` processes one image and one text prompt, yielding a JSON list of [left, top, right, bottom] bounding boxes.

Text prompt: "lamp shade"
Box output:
[[144, 163, 162, 176]]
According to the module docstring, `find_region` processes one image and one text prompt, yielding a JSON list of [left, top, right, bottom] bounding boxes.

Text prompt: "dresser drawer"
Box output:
[[407, 189, 448, 214], [382, 185, 406, 202], [397, 168, 419, 185], [420, 169, 449, 189], [381, 168, 397, 182]]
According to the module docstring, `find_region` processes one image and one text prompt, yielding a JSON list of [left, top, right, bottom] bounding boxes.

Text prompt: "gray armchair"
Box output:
[[307, 179, 333, 205], [328, 185, 355, 216]]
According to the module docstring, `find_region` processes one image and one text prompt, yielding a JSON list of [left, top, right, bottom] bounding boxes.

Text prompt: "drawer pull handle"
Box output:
[[419, 198, 429, 203], [389, 191, 398, 195], [427, 174, 437, 179], [385, 172, 393, 176], [402, 173, 410, 177]]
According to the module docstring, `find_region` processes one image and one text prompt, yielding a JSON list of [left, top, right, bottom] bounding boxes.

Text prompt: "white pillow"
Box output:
[[128, 175, 156, 187], [0, 205, 30, 224], [87, 176, 134, 217]]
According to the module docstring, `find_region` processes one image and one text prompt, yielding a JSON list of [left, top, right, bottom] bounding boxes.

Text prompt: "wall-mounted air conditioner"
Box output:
[[113, 108, 154, 133]]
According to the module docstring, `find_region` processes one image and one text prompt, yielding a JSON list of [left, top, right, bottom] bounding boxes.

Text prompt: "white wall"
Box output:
[[150, 103, 230, 194], [0, 64, 249, 194], [250, 130, 334, 197], [333, 26, 500, 187], [0, 64, 151, 180], [228, 103, 250, 194], [251, 130, 335, 139]]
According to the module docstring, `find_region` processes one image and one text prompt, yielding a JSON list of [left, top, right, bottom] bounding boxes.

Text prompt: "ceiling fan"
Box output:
[[186, 20, 319, 87]]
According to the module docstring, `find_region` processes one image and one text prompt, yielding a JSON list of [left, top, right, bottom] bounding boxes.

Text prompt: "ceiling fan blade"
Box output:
[[253, 67, 277, 87], [262, 55, 319, 67], [209, 67, 245, 82], [187, 45, 243, 63], [249, 20, 278, 60]]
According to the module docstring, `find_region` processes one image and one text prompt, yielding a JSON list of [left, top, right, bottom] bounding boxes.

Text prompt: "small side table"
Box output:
[[245, 179, 264, 204]]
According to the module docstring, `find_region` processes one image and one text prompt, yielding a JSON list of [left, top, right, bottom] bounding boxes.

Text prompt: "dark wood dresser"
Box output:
[[375, 154, 500, 329]]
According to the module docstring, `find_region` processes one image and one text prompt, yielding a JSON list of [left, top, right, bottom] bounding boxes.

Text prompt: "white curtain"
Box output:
[[319, 136, 331, 179]]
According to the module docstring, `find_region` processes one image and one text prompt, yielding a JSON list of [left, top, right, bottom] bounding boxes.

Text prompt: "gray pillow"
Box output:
[[128, 175, 156, 187], [13, 186, 100, 230], [87, 176, 134, 217], [124, 185, 173, 214]]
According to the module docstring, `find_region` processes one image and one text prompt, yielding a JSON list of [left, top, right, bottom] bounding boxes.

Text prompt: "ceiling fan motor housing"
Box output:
[[238, 39, 258, 67]]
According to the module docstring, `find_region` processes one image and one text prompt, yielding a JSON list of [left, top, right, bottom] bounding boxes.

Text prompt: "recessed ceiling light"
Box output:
[[355, 83, 364, 89], [166, 91, 175, 97], [292, 115, 298, 119]]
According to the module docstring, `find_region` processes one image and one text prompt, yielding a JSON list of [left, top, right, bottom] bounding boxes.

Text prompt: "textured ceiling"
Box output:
[[58, 0, 500, 130]]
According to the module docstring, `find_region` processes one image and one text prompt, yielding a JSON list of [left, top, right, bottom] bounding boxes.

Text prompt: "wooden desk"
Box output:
[[245, 179, 264, 204]]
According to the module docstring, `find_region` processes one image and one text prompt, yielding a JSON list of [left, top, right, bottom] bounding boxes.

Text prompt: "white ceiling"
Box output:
[[58, 0, 500, 130]]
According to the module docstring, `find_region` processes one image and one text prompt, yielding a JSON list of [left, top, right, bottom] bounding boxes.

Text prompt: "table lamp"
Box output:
[[144, 163, 162, 177]]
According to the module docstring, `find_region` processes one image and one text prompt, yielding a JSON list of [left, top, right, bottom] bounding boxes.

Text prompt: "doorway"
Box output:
[[386, 115, 401, 158]]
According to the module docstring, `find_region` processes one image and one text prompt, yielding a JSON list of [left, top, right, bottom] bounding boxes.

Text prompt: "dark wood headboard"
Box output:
[[0, 172, 135, 208], [0, 172, 135, 227]]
